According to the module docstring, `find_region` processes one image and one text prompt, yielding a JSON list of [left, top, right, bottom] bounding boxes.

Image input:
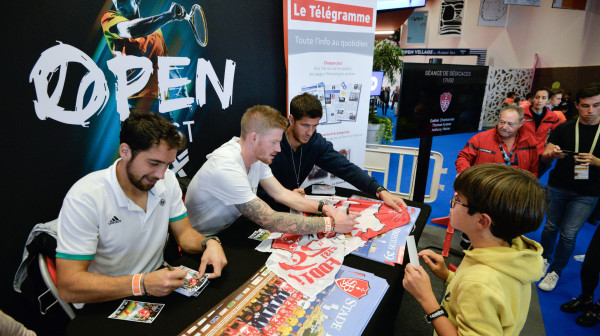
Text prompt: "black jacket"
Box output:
[[258, 131, 381, 210]]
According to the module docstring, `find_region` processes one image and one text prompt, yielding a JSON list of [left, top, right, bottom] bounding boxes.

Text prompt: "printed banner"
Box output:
[[285, 0, 377, 190], [10, 2, 287, 288], [22, 0, 286, 183], [178, 265, 388, 336]]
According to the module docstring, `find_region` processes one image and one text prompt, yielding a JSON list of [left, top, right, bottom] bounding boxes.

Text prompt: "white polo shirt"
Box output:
[[56, 159, 187, 276], [185, 137, 273, 235]]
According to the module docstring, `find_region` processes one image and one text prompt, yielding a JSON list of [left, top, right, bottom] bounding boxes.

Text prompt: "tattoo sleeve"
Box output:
[[235, 198, 324, 234]]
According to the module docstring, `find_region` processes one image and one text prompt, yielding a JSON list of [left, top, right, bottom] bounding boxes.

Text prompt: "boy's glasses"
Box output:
[[450, 194, 478, 212]]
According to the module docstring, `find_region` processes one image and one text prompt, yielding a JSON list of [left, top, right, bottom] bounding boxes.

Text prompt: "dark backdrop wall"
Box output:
[[533, 65, 600, 97], [1, 1, 285, 332]]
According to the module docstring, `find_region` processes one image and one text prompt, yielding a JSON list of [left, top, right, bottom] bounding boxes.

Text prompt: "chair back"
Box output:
[[38, 253, 76, 319]]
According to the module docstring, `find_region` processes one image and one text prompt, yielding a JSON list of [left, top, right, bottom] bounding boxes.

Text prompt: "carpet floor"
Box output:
[[371, 105, 600, 335]]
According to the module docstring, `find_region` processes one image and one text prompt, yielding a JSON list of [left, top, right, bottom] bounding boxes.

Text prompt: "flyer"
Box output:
[[108, 300, 164, 323]]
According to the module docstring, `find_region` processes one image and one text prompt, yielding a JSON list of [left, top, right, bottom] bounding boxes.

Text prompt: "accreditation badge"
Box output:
[[574, 165, 589, 180]]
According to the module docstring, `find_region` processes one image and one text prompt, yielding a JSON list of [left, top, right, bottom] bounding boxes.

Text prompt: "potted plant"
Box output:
[[372, 40, 403, 85], [368, 40, 403, 145], [367, 107, 393, 144]]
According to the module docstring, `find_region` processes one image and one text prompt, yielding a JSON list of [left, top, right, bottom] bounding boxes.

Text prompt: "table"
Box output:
[[67, 188, 430, 335]]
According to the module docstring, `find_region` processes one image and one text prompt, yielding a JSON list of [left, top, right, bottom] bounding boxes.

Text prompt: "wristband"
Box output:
[[330, 216, 336, 232], [323, 217, 333, 233], [425, 306, 448, 323], [318, 200, 326, 214], [132, 273, 143, 296], [376, 186, 388, 198]]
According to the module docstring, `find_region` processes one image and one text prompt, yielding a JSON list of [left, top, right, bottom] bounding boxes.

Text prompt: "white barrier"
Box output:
[[364, 144, 447, 203]]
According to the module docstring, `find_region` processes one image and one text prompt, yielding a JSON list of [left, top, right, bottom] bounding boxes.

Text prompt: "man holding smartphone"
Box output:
[[538, 83, 600, 291]]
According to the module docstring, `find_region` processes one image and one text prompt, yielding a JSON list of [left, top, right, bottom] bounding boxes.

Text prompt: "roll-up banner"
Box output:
[[285, 0, 377, 189]]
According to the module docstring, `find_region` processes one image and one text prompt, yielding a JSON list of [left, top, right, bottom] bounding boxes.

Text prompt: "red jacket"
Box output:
[[522, 106, 562, 155], [554, 110, 567, 123], [456, 128, 539, 177]]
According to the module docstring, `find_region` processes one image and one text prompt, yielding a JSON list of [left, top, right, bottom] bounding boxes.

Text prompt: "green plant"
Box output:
[[368, 109, 393, 144], [372, 40, 404, 84]]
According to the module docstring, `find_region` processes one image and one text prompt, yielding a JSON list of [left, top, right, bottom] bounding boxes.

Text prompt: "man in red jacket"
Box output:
[[521, 87, 563, 176], [456, 106, 538, 177]]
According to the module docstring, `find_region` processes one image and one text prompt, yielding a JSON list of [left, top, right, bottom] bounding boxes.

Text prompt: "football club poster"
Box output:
[[178, 265, 388, 336]]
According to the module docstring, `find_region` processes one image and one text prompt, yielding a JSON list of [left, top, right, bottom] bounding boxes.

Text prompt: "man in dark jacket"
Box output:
[[380, 86, 391, 115], [391, 86, 400, 115], [263, 93, 407, 213]]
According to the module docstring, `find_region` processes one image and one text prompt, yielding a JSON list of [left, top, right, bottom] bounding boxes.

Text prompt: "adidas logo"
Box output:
[[108, 216, 122, 225]]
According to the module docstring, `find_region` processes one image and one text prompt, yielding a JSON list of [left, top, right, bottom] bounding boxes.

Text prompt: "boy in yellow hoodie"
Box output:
[[403, 164, 547, 335]]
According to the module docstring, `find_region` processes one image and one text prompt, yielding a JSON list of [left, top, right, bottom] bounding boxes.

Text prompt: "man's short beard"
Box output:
[[126, 157, 154, 191], [291, 128, 307, 144]]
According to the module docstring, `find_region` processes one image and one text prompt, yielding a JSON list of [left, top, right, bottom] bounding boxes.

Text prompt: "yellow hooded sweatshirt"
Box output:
[[436, 235, 544, 336]]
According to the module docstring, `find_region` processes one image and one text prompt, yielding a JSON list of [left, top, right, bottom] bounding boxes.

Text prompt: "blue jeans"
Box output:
[[541, 185, 599, 276]]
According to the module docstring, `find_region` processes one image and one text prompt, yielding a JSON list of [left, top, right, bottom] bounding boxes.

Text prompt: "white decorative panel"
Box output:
[[480, 67, 533, 129]]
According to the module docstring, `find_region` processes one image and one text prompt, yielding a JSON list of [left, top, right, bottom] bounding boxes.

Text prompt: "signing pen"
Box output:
[[162, 261, 175, 271]]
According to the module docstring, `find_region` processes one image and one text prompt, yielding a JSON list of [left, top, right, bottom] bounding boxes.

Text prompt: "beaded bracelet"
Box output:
[[141, 273, 149, 296]]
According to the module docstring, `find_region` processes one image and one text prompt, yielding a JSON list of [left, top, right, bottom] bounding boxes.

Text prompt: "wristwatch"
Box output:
[[376, 186, 388, 198], [317, 200, 327, 215], [201, 236, 221, 250], [425, 306, 448, 323]]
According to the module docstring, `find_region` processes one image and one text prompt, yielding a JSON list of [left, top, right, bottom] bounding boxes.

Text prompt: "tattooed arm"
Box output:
[[259, 176, 323, 213], [235, 197, 357, 234]]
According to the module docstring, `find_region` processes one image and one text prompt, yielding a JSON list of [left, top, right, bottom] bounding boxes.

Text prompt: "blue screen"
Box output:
[[370, 71, 384, 96]]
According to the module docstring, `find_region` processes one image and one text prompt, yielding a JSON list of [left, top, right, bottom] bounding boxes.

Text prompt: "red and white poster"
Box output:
[[257, 198, 409, 297]]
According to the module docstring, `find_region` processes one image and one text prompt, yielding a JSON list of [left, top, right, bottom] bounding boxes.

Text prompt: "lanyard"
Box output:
[[290, 145, 303, 188], [499, 142, 516, 166], [575, 118, 600, 154]]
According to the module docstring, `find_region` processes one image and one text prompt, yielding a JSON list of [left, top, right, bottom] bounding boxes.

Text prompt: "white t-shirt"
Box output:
[[56, 159, 187, 276], [185, 137, 273, 235]]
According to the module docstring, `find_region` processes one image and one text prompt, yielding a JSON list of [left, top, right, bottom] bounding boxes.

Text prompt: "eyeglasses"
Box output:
[[450, 194, 476, 211]]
